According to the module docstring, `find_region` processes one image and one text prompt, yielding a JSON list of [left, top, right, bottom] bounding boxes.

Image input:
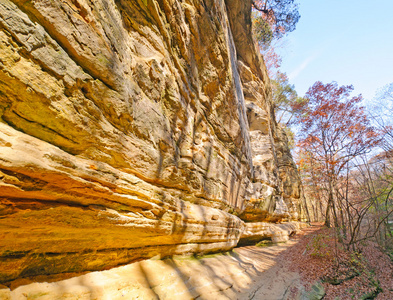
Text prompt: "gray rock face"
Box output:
[[0, 0, 303, 282]]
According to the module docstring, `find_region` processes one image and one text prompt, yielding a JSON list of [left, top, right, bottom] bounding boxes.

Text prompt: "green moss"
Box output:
[[195, 252, 223, 259], [96, 53, 110, 66], [256, 240, 273, 247], [26, 292, 50, 299]]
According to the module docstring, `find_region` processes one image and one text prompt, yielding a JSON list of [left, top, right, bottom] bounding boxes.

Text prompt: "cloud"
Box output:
[[287, 26, 354, 82], [288, 52, 320, 80]]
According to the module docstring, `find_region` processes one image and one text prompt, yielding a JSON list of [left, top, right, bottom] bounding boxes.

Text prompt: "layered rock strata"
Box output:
[[240, 221, 307, 245], [0, 0, 303, 282]]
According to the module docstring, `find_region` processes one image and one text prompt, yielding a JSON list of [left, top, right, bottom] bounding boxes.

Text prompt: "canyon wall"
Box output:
[[0, 0, 303, 283]]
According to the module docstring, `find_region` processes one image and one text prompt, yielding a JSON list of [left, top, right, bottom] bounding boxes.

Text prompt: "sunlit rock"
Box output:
[[0, 0, 303, 282]]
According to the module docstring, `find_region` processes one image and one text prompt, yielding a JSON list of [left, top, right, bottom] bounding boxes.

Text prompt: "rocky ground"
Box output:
[[1, 223, 392, 300]]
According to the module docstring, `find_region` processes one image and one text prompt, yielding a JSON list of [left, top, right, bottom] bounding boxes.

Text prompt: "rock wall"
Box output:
[[225, 0, 302, 222], [0, 0, 303, 283]]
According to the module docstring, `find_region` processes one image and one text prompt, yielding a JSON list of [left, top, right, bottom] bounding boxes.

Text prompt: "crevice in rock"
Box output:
[[10, 111, 77, 145]]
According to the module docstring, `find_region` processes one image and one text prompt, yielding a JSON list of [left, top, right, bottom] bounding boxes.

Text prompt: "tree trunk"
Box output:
[[325, 198, 332, 228]]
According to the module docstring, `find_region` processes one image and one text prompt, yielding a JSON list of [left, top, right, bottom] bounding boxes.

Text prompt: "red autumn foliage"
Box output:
[[297, 81, 381, 229], [298, 81, 380, 175]]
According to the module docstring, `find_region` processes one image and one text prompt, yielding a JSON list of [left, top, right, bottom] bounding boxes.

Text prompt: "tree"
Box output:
[[252, 12, 274, 50], [296, 148, 326, 221], [270, 71, 308, 149], [298, 81, 380, 228], [348, 153, 393, 251], [252, 0, 300, 46], [251, 0, 303, 144], [369, 82, 393, 152], [272, 71, 308, 126]]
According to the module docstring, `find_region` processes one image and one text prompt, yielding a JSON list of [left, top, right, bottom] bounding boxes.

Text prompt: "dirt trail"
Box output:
[[0, 226, 321, 300], [231, 243, 303, 300]]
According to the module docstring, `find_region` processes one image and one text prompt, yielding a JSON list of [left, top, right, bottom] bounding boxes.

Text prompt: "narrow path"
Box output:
[[235, 225, 323, 300], [1, 225, 322, 300]]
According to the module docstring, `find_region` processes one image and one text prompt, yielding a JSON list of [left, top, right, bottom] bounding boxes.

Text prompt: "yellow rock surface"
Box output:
[[0, 0, 303, 282]]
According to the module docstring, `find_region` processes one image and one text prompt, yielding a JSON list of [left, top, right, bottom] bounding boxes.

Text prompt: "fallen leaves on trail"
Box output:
[[277, 223, 393, 300]]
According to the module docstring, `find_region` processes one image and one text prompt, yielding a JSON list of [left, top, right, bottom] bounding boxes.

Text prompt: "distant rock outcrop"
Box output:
[[0, 0, 303, 282]]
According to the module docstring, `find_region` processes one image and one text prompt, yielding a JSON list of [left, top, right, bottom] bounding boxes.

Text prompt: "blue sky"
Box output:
[[276, 0, 393, 101]]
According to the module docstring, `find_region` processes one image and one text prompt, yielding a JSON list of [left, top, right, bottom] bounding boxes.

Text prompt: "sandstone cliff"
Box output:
[[0, 0, 303, 283]]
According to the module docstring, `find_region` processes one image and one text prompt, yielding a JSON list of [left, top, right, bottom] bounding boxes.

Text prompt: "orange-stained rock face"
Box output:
[[0, 0, 303, 282]]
